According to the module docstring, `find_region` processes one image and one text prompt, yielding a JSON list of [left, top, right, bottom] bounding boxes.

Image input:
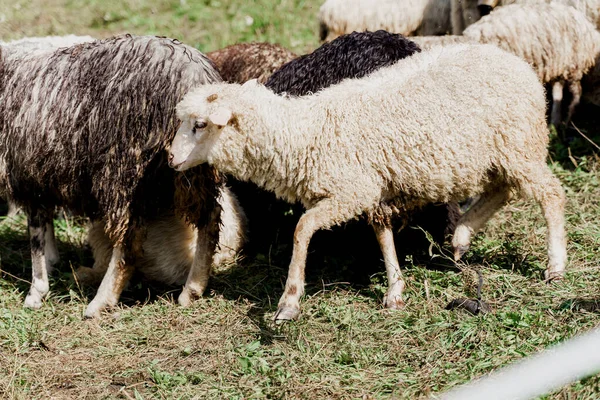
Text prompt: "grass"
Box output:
[[1, 1, 600, 398]]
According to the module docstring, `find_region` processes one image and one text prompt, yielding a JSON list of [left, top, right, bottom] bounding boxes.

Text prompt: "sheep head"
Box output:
[[168, 82, 254, 171], [169, 108, 232, 171]]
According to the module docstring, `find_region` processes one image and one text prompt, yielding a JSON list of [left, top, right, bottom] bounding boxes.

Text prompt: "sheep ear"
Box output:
[[242, 79, 259, 88], [208, 107, 232, 128]]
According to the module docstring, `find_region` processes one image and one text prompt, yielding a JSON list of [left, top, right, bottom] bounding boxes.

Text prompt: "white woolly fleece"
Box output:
[[318, 0, 451, 41], [174, 43, 550, 221]]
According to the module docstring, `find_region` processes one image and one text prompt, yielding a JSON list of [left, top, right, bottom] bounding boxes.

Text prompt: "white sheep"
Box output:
[[168, 43, 567, 321], [0, 35, 96, 56], [318, 0, 451, 41], [462, 3, 600, 125], [473, 0, 600, 29], [78, 186, 247, 286]]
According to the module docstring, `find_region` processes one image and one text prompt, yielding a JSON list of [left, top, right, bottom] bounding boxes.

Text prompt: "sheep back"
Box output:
[[463, 3, 600, 83], [411, 34, 473, 50], [266, 30, 421, 96], [0, 35, 96, 58], [0, 35, 222, 242], [207, 42, 296, 84]]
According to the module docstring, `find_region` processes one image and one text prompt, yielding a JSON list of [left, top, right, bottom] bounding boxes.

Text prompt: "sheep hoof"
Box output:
[[23, 293, 43, 309], [178, 288, 202, 307], [84, 300, 105, 319], [454, 245, 469, 261], [545, 270, 565, 283], [273, 305, 300, 322], [383, 296, 405, 310]]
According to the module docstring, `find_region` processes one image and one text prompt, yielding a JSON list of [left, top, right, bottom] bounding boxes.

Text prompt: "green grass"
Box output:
[[1, 1, 600, 398]]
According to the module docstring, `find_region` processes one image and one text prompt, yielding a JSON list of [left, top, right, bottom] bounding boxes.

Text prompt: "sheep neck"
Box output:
[[223, 96, 315, 205]]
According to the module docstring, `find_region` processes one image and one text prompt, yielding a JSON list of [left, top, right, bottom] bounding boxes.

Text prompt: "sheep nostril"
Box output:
[[167, 153, 174, 167], [477, 4, 493, 16]]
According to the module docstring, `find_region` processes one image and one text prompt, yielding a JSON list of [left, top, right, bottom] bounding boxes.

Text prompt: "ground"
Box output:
[[1, 1, 600, 399]]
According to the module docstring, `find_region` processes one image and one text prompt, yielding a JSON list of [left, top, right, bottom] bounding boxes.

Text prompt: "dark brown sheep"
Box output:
[[0, 35, 223, 317], [207, 42, 296, 84]]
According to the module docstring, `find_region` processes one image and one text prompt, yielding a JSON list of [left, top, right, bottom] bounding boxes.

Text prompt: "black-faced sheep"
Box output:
[[168, 43, 567, 321], [462, 3, 600, 125], [318, 0, 452, 42], [0, 35, 223, 318], [207, 42, 297, 84]]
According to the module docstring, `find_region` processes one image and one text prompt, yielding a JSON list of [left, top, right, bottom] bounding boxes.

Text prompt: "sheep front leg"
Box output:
[[24, 209, 53, 309], [178, 208, 221, 306], [275, 201, 339, 322], [372, 222, 405, 310]]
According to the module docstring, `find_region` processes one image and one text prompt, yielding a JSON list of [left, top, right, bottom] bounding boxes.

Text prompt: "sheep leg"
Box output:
[[178, 207, 221, 306], [6, 200, 20, 218], [550, 81, 564, 127], [566, 80, 582, 126], [75, 220, 111, 286], [372, 222, 405, 310], [452, 188, 512, 261], [528, 167, 567, 281], [45, 222, 59, 271], [23, 208, 53, 309], [84, 224, 144, 318], [275, 201, 338, 322], [84, 242, 136, 318]]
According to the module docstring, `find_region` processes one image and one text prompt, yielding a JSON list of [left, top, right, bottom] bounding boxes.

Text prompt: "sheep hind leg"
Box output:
[[373, 222, 405, 310], [274, 200, 341, 322], [178, 207, 221, 307], [524, 166, 567, 281], [550, 81, 564, 127], [24, 208, 53, 309], [452, 187, 512, 261]]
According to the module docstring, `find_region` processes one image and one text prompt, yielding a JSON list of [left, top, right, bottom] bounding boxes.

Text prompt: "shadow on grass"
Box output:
[[0, 208, 467, 321], [464, 233, 545, 280], [559, 298, 600, 313]]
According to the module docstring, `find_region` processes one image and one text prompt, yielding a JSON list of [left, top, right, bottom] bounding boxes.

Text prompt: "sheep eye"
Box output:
[[193, 121, 207, 133]]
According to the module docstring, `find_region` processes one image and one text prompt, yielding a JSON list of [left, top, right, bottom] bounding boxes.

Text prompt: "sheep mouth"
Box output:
[[168, 158, 185, 171]]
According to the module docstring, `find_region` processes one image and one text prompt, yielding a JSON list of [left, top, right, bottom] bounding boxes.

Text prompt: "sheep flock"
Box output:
[[1, 2, 599, 331]]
